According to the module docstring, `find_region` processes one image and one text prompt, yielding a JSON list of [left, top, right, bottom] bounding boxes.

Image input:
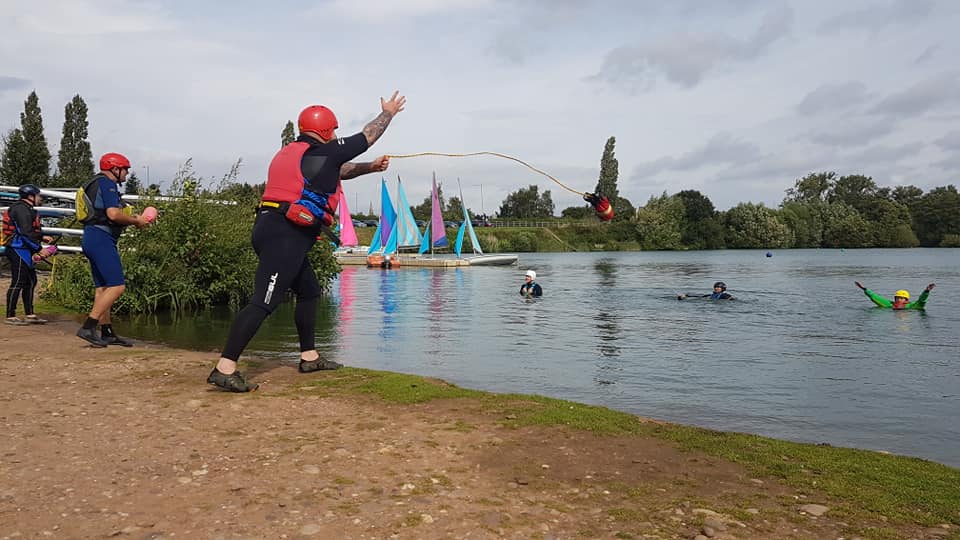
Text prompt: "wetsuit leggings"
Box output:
[[5, 251, 37, 318], [220, 211, 322, 361]]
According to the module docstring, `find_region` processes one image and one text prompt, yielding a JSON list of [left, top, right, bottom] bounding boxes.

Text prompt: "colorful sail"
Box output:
[[454, 178, 483, 256], [418, 222, 431, 254], [336, 183, 358, 247], [395, 177, 422, 248], [378, 178, 397, 249], [430, 174, 448, 248], [368, 218, 383, 253]]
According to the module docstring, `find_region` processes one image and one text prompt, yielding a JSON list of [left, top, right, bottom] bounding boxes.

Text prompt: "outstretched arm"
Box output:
[[362, 91, 406, 146], [340, 156, 390, 180], [909, 283, 936, 309]]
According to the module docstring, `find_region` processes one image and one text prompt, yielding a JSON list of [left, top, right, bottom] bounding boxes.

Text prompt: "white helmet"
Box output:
[[525, 270, 536, 280]]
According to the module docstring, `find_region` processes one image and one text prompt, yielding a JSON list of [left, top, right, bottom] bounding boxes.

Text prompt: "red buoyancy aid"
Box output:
[[262, 142, 311, 203], [1, 201, 41, 248]]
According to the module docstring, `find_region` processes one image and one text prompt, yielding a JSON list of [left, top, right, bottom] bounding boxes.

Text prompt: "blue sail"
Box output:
[[368, 220, 383, 253], [382, 218, 399, 255], [378, 179, 397, 248], [418, 222, 431, 254], [454, 221, 466, 257], [465, 207, 483, 255], [395, 178, 422, 248]]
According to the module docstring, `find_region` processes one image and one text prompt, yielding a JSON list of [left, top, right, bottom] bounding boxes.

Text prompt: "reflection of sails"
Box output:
[[337, 266, 358, 340], [427, 269, 445, 337], [378, 269, 399, 341]]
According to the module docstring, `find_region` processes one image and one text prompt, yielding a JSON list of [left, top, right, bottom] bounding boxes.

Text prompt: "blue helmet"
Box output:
[[18, 184, 41, 199]]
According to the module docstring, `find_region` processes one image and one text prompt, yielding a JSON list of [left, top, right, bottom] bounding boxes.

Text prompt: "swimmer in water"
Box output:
[[854, 281, 935, 310], [677, 281, 735, 301]]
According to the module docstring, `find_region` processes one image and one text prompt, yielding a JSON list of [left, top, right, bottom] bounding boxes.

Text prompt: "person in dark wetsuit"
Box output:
[[207, 91, 406, 393], [677, 281, 735, 300], [3, 184, 55, 325], [75, 153, 151, 347], [520, 269, 542, 298]]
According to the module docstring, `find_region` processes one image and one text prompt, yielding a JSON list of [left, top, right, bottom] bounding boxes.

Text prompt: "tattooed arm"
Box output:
[[340, 156, 390, 180], [362, 91, 406, 146]]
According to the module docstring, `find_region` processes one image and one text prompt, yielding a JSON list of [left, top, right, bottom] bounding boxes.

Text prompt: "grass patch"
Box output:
[[637, 423, 960, 527], [299, 368, 483, 403], [298, 367, 960, 527]]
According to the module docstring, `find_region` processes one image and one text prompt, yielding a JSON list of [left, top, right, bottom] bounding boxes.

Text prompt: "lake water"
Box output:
[[122, 249, 960, 467]]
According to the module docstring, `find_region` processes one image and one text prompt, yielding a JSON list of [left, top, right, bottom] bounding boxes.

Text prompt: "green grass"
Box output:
[[297, 367, 960, 528]]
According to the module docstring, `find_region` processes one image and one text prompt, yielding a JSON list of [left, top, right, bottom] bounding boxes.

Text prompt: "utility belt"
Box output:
[[259, 200, 318, 228], [258, 200, 341, 246]]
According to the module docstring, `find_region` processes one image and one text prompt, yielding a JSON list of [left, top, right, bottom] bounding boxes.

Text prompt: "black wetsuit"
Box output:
[[220, 133, 368, 361], [4, 201, 42, 318], [520, 283, 543, 297]]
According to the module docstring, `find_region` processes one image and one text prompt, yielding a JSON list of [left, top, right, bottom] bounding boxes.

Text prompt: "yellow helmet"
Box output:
[[894, 289, 910, 300]]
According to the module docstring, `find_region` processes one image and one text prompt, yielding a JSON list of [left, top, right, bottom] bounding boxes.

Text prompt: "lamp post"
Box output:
[[142, 165, 150, 184], [473, 184, 484, 217]]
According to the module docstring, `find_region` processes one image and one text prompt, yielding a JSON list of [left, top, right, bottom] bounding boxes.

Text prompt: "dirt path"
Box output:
[[0, 319, 944, 539]]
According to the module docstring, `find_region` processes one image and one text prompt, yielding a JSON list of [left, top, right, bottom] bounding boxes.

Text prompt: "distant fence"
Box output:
[[487, 221, 565, 228]]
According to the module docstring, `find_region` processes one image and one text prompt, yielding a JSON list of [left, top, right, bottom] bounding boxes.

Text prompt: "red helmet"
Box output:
[[298, 105, 338, 140], [99, 152, 131, 171]]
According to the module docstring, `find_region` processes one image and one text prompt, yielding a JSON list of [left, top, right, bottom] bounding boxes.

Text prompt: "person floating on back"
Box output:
[[520, 270, 542, 298], [855, 281, 935, 310], [677, 281, 735, 301]]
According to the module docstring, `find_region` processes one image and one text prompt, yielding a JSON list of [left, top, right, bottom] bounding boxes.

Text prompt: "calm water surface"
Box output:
[[123, 249, 960, 467]]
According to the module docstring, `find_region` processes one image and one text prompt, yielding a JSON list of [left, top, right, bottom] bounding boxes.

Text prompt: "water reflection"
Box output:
[[336, 266, 359, 343], [118, 249, 960, 467], [377, 269, 399, 343], [592, 259, 622, 390]]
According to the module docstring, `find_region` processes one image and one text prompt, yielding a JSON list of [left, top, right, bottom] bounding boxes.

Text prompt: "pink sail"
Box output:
[[337, 183, 358, 247], [430, 173, 448, 247]]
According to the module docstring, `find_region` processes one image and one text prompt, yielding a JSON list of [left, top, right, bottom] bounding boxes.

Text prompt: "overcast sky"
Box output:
[[1, 0, 958, 213]]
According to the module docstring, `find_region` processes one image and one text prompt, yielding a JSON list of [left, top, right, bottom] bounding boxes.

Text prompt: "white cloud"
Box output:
[[0, 0, 958, 214]]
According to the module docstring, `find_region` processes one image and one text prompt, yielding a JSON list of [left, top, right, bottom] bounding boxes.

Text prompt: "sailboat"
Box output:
[[365, 177, 422, 268], [453, 179, 518, 266], [416, 174, 517, 267]]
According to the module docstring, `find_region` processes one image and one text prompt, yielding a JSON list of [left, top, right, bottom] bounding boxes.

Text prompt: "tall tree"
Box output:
[[783, 171, 836, 204], [675, 190, 723, 248], [18, 91, 52, 186], [594, 136, 619, 201], [593, 136, 633, 220], [498, 185, 554, 218], [0, 129, 29, 185], [124, 170, 142, 195], [912, 185, 960, 246], [54, 94, 95, 188], [281, 120, 295, 146], [724, 202, 790, 248]]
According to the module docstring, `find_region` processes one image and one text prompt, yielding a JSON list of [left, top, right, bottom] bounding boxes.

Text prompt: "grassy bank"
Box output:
[[297, 367, 959, 534]]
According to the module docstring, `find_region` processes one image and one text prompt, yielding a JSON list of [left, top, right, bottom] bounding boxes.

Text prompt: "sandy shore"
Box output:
[[0, 318, 949, 539]]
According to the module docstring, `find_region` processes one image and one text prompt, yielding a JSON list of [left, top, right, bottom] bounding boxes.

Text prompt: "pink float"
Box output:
[[142, 206, 158, 223]]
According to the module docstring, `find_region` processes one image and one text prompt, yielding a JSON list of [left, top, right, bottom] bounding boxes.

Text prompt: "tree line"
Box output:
[[4, 90, 957, 248], [493, 136, 959, 249], [1, 91, 148, 194]]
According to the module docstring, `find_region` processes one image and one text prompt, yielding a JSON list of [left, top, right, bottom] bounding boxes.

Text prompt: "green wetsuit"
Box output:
[[862, 288, 930, 310]]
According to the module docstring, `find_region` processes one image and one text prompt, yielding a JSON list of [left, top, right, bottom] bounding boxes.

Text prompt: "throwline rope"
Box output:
[[385, 151, 614, 220]]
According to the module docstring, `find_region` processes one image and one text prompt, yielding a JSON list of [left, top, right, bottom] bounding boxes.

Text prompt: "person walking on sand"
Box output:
[[520, 270, 543, 298], [76, 153, 151, 347], [207, 91, 406, 393], [3, 184, 56, 325]]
